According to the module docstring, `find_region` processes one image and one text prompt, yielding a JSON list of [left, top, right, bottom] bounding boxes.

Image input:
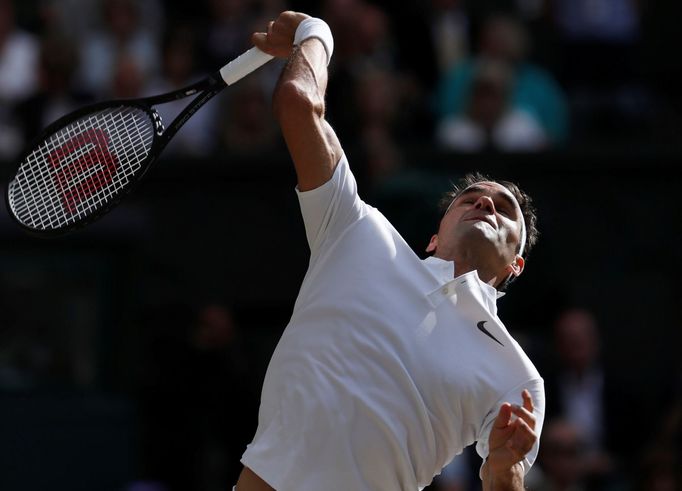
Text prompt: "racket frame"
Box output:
[[5, 74, 227, 237], [6, 46, 273, 237]]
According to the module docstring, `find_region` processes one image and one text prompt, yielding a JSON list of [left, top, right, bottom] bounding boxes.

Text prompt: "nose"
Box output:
[[474, 195, 495, 213]]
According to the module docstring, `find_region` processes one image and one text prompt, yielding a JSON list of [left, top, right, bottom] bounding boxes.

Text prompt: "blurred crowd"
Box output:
[[1, 0, 679, 185], [1, 0, 681, 490]]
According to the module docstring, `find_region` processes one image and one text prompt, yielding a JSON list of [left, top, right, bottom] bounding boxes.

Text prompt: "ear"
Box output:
[[508, 255, 525, 277], [425, 234, 438, 254]]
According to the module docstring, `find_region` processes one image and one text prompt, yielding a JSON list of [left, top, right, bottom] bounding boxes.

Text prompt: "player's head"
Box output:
[[427, 173, 538, 291]]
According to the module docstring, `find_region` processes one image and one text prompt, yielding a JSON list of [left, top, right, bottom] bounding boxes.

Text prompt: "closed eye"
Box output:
[[495, 202, 515, 217]]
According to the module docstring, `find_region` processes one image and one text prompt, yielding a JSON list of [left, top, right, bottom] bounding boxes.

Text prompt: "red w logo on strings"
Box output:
[[48, 128, 119, 215]]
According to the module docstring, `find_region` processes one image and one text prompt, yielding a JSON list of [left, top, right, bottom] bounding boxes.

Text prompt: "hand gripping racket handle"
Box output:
[[219, 47, 274, 85]]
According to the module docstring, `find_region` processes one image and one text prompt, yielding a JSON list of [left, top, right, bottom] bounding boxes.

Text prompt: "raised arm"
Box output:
[[252, 11, 343, 191]]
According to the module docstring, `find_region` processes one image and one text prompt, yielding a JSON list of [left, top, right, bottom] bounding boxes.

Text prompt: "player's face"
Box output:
[[431, 182, 525, 273]]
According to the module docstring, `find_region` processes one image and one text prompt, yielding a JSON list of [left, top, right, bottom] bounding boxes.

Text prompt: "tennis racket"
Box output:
[[5, 46, 273, 237]]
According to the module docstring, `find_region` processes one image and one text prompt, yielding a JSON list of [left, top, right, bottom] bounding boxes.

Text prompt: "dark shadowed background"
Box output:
[[1, 0, 680, 490]]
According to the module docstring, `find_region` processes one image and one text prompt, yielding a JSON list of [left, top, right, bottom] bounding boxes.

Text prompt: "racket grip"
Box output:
[[219, 47, 274, 85]]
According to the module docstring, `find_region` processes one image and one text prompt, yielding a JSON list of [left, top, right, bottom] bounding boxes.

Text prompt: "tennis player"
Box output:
[[235, 11, 544, 491]]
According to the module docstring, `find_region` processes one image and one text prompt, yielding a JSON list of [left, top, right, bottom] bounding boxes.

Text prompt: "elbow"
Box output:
[[273, 80, 325, 124]]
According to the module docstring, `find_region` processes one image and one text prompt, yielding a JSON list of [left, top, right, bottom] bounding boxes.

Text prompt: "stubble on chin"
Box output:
[[451, 221, 506, 265]]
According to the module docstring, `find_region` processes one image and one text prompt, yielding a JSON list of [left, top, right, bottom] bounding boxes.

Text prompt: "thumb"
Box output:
[[251, 32, 269, 52]]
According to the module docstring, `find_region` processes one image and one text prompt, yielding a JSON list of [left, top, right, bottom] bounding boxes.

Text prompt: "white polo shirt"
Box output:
[[242, 155, 544, 491]]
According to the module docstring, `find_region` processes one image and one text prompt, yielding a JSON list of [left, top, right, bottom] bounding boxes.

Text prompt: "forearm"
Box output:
[[481, 460, 525, 491], [254, 12, 342, 189], [274, 40, 328, 120], [274, 39, 341, 190]]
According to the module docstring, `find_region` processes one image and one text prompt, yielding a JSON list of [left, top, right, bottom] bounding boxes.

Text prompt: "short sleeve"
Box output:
[[296, 154, 369, 255], [475, 378, 545, 476]]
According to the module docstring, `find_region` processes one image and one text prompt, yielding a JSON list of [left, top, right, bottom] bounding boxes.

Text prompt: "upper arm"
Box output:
[[273, 40, 343, 191], [296, 154, 368, 255]]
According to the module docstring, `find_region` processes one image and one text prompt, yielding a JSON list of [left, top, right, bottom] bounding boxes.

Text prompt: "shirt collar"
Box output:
[[423, 255, 455, 284], [422, 256, 506, 299]]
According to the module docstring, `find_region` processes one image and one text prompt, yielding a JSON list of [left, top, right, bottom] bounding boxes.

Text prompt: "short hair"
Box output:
[[438, 172, 539, 291]]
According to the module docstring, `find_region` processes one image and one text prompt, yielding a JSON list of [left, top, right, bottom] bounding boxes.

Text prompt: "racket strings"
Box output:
[[8, 107, 156, 231]]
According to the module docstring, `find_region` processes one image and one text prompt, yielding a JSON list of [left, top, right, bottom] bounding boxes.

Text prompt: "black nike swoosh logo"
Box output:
[[477, 321, 504, 347]]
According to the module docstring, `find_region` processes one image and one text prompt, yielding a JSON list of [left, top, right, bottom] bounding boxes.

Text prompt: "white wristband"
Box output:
[[293, 17, 334, 66]]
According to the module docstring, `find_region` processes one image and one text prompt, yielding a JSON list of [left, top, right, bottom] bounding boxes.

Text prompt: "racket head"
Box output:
[[6, 101, 163, 237]]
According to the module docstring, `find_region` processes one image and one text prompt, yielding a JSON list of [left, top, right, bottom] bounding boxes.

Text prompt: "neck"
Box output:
[[435, 250, 502, 287]]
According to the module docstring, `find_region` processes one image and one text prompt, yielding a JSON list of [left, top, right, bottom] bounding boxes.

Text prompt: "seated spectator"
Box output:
[[14, 34, 92, 145], [352, 65, 405, 183], [428, 0, 469, 76], [527, 418, 589, 491], [549, 0, 652, 142], [147, 25, 219, 157], [543, 308, 642, 489], [0, 0, 39, 100], [38, 0, 164, 45], [435, 13, 568, 147], [0, 0, 40, 158], [551, 0, 640, 85], [436, 58, 548, 152], [136, 301, 256, 490], [220, 76, 280, 158], [76, 0, 161, 97], [202, 0, 256, 70], [324, 1, 416, 184], [111, 53, 147, 99], [324, 0, 402, 144]]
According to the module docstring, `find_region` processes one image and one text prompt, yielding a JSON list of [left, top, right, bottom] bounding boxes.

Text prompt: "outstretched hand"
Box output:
[[486, 389, 537, 475], [252, 11, 310, 59]]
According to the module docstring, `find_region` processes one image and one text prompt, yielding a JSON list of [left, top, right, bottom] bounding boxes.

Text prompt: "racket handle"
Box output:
[[219, 47, 274, 85]]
